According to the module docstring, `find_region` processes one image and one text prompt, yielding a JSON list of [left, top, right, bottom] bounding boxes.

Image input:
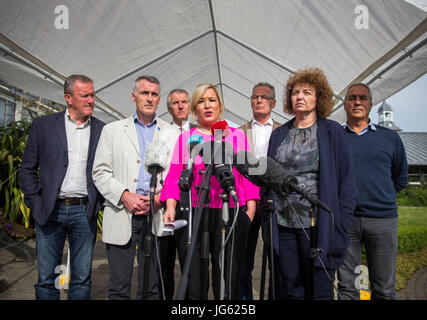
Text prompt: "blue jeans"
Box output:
[[277, 225, 335, 300], [35, 202, 96, 300], [337, 216, 398, 300]]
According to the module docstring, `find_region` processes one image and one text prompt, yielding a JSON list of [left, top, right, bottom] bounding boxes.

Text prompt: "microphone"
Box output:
[[179, 134, 204, 192], [208, 120, 237, 202], [211, 120, 230, 140], [234, 150, 332, 213], [186, 134, 204, 172], [145, 143, 169, 195]]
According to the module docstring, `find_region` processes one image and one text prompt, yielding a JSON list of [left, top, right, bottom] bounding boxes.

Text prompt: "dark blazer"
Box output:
[[20, 110, 105, 226], [267, 117, 357, 269]]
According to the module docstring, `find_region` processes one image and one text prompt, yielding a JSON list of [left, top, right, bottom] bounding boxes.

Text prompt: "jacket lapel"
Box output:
[[152, 118, 163, 143], [268, 119, 293, 158], [272, 120, 282, 131], [124, 116, 140, 156], [245, 122, 255, 153], [54, 110, 68, 154], [87, 117, 102, 159]]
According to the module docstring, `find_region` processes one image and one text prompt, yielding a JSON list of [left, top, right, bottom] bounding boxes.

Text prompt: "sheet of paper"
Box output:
[[163, 219, 188, 232]]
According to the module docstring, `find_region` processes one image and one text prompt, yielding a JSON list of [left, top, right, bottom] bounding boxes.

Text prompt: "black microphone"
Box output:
[[234, 150, 332, 213], [179, 134, 204, 192]]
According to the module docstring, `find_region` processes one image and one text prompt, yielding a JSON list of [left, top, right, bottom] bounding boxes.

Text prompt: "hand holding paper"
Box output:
[[163, 219, 188, 232]]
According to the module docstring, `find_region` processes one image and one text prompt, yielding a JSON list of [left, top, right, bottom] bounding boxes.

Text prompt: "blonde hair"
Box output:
[[190, 83, 225, 122], [283, 67, 334, 119]]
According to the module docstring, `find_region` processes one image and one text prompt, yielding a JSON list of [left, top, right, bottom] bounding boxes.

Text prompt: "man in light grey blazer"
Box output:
[[92, 75, 178, 300]]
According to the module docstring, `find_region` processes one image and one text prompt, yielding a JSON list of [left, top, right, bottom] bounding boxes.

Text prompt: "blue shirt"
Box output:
[[133, 113, 157, 195]]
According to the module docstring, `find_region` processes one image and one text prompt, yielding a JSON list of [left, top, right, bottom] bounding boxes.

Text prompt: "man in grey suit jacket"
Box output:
[[238, 82, 281, 300], [20, 74, 105, 300], [93, 75, 178, 300]]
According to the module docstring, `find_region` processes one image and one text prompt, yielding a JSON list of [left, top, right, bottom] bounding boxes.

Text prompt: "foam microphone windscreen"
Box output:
[[145, 142, 169, 173]]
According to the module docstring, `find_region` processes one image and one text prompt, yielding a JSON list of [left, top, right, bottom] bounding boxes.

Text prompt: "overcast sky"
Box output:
[[372, 74, 427, 132]]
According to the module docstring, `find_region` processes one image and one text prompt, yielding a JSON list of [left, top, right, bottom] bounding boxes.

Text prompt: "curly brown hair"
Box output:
[[283, 67, 334, 119]]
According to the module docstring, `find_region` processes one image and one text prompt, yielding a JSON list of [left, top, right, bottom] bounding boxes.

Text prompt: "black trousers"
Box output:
[[105, 214, 160, 300], [175, 206, 252, 300], [158, 234, 177, 299]]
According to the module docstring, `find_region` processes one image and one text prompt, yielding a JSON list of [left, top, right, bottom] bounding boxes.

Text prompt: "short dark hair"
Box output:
[[167, 89, 189, 109], [253, 82, 275, 100], [133, 75, 161, 93], [64, 74, 93, 95]]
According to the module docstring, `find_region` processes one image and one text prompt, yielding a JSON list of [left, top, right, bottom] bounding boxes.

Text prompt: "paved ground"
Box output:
[[0, 228, 425, 300]]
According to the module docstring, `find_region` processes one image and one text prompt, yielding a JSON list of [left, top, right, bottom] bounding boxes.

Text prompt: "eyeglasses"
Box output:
[[250, 95, 274, 101]]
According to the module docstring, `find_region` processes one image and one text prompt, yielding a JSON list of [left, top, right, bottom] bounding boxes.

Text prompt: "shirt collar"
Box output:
[[252, 117, 273, 127], [343, 120, 376, 135], [133, 112, 158, 127], [65, 108, 91, 127], [171, 119, 189, 131]]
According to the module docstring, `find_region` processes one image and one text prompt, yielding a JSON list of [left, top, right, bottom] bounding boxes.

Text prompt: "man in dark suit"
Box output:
[[20, 74, 105, 300], [238, 82, 281, 300]]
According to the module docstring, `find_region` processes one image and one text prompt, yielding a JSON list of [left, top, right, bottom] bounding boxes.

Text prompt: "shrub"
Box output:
[[0, 119, 33, 227], [396, 185, 427, 207]]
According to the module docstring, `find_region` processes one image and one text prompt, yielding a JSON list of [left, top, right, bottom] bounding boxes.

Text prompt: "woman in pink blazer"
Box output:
[[160, 83, 259, 300]]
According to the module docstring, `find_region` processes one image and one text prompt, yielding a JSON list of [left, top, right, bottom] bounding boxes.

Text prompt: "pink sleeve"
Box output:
[[160, 132, 188, 202], [228, 128, 260, 203]]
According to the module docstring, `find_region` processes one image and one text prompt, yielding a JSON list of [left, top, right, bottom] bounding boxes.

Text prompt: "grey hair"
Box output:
[[166, 89, 189, 109], [64, 74, 93, 95], [253, 82, 275, 100], [345, 83, 373, 103], [132, 75, 161, 93]]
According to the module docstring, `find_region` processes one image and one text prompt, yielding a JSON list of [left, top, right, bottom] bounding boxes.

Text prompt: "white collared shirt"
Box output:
[[252, 117, 273, 158], [342, 120, 376, 136], [171, 119, 190, 133], [58, 109, 91, 198]]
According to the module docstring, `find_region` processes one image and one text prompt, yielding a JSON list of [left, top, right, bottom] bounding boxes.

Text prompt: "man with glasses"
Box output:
[[238, 82, 281, 299]]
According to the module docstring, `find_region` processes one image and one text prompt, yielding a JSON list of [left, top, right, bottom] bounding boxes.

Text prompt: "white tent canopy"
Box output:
[[0, 0, 426, 126]]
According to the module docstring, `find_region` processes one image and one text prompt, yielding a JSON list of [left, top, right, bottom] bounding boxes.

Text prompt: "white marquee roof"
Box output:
[[0, 0, 426, 125]]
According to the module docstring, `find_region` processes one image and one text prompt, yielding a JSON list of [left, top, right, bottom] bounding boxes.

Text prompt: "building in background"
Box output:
[[0, 80, 62, 127], [377, 101, 427, 185]]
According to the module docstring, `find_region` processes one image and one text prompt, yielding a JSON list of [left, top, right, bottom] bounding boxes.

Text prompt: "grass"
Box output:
[[395, 206, 427, 290], [359, 206, 427, 292]]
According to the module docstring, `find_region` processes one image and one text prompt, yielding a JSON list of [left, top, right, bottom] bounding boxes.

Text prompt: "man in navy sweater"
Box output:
[[337, 83, 408, 300]]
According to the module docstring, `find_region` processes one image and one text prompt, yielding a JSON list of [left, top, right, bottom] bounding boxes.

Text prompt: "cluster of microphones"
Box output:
[[145, 120, 329, 211]]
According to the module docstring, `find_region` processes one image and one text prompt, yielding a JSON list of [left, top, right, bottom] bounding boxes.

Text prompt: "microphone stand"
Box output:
[[279, 181, 332, 301], [308, 204, 322, 301], [143, 187, 157, 300], [200, 187, 210, 300], [142, 165, 167, 300], [260, 190, 276, 300], [175, 164, 214, 300], [188, 190, 192, 250], [219, 192, 230, 300], [178, 169, 193, 250]]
